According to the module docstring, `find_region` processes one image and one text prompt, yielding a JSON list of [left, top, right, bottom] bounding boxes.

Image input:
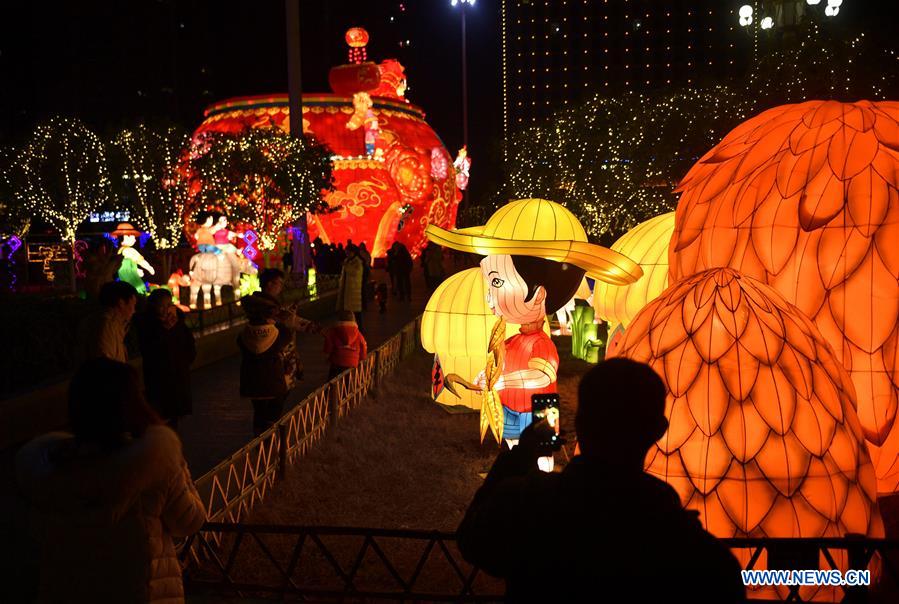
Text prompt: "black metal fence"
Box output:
[[181, 524, 899, 603], [186, 319, 421, 560], [182, 523, 503, 602]]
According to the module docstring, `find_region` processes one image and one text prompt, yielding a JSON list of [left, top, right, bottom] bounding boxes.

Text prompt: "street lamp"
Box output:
[[452, 0, 474, 210]]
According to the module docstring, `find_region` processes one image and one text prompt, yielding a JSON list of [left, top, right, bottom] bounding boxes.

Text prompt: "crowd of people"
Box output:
[[12, 252, 377, 601], [12, 243, 749, 603]]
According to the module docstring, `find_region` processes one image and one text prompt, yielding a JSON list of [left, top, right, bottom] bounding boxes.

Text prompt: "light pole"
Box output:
[[284, 0, 304, 138], [452, 0, 474, 213]]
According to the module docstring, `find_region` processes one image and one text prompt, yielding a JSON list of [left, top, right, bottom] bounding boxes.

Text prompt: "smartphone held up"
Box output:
[[531, 393, 563, 453]]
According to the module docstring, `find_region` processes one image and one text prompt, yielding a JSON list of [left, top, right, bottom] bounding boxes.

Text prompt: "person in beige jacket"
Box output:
[[16, 358, 206, 603]]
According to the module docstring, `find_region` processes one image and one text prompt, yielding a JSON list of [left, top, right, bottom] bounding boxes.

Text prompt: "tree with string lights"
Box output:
[[186, 127, 333, 249], [502, 87, 753, 243], [739, 1, 899, 106], [0, 146, 30, 239], [19, 117, 110, 245], [110, 123, 190, 249]]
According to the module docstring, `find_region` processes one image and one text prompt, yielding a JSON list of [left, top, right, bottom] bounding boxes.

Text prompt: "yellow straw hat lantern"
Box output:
[[425, 198, 643, 286]]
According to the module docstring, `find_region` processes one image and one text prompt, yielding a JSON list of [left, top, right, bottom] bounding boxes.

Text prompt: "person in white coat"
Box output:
[[16, 358, 206, 603]]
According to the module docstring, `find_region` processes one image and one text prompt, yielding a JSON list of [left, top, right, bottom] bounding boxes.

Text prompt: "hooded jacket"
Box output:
[[238, 323, 296, 398], [15, 425, 206, 603], [323, 321, 368, 368]]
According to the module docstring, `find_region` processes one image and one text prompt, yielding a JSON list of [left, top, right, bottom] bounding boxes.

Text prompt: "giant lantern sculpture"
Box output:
[[609, 268, 882, 599], [592, 211, 675, 356], [425, 199, 642, 444], [191, 29, 461, 260], [422, 267, 551, 411], [669, 100, 899, 494]]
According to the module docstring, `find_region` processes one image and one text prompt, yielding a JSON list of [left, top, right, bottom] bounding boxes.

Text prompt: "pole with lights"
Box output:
[[452, 0, 474, 215]]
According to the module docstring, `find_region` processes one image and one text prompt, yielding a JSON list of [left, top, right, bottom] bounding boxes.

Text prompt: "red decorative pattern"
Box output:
[[191, 94, 461, 259]]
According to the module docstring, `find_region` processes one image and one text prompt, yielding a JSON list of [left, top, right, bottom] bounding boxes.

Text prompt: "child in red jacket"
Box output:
[[323, 311, 368, 379]]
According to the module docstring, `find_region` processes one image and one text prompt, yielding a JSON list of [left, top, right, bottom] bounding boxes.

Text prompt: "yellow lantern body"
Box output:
[[423, 268, 549, 410], [593, 211, 675, 333], [670, 100, 899, 493], [609, 269, 882, 544]]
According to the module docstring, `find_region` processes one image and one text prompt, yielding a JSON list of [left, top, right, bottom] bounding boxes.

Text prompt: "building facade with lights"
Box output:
[[501, 0, 746, 136]]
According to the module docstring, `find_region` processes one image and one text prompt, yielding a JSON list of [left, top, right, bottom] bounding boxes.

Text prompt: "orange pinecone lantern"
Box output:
[[670, 100, 899, 494], [609, 268, 882, 543]]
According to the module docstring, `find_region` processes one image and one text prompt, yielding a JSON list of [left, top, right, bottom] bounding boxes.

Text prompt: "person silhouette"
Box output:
[[457, 358, 746, 603]]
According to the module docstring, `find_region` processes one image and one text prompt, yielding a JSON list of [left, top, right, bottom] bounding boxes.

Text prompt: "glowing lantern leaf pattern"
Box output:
[[593, 212, 675, 332], [610, 268, 882, 541], [670, 101, 899, 493]]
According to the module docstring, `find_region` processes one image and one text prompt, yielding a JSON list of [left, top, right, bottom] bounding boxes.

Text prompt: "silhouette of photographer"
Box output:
[[458, 358, 746, 603]]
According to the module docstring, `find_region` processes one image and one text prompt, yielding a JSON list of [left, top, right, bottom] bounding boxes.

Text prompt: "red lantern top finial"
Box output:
[[345, 27, 369, 64], [345, 27, 369, 48]]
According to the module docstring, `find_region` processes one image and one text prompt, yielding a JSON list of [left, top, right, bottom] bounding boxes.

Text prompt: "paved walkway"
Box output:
[[180, 268, 433, 476]]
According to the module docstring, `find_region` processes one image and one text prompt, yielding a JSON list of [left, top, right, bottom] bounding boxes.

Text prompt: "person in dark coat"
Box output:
[[238, 293, 300, 436], [136, 289, 196, 429], [386, 246, 397, 295], [391, 242, 413, 302], [457, 358, 745, 604]]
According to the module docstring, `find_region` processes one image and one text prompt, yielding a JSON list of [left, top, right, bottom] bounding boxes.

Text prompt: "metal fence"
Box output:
[[187, 317, 422, 560], [182, 523, 503, 602], [181, 524, 899, 603]]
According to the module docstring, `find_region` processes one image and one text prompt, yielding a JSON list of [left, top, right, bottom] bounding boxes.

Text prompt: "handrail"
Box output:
[[187, 316, 422, 562], [181, 523, 899, 602]]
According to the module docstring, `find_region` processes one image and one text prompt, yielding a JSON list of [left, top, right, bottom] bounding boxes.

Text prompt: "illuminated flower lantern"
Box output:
[[610, 268, 881, 540], [592, 211, 675, 356], [190, 28, 460, 260], [670, 100, 899, 493], [422, 267, 550, 410], [426, 198, 642, 444]]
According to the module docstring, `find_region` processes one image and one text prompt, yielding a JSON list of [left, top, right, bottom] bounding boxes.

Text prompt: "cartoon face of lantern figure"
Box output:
[[425, 199, 643, 444], [610, 268, 882, 542], [481, 254, 584, 326], [670, 100, 899, 493]]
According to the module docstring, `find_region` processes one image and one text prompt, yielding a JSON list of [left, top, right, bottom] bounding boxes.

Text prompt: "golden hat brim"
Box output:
[[425, 224, 643, 286]]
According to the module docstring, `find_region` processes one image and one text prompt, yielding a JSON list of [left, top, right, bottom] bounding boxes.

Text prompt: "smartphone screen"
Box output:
[[531, 393, 562, 451]]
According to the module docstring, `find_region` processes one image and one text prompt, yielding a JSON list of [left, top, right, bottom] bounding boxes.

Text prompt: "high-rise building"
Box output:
[[501, 0, 745, 136]]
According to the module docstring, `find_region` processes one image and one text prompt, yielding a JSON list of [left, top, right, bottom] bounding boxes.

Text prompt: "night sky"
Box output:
[[1, 1, 897, 203], [0, 0, 502, 199]]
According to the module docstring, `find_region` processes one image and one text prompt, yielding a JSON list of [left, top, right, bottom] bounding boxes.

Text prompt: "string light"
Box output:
[[500, 87, 753, 242], [19, 117, 110, 245], [0, 146, 30, 239], [186, 128, 333, 250], [503, 1, 733, 127], [112, 124, 189, 249]]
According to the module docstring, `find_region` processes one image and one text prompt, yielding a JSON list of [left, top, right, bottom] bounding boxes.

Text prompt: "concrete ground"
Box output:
[[180, 267, 433, 476]]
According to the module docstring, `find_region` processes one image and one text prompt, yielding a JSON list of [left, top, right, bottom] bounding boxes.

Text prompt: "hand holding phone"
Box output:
[[531, 393, 563, 453]]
